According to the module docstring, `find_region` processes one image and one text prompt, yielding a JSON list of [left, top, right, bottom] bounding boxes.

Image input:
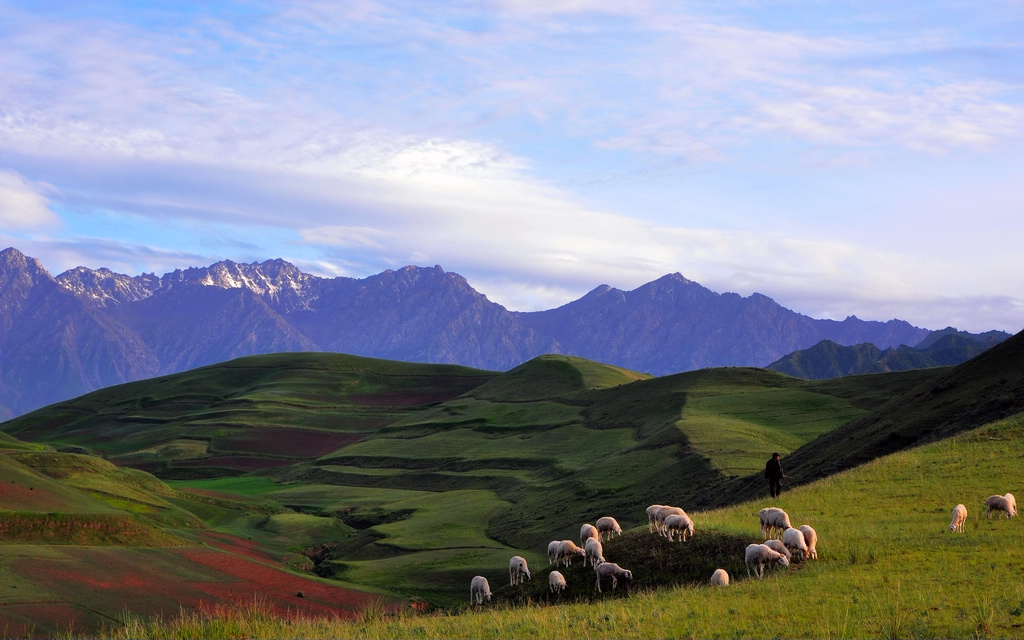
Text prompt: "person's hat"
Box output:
[[772, 452, 779, 457]]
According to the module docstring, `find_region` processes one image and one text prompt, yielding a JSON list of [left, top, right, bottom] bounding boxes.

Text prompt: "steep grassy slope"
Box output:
[[93, 413, 1024, 639], [699, 329, 1023, 507]]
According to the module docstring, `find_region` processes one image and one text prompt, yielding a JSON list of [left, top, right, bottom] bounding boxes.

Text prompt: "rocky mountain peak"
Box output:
[[55, 266, 161, 306]]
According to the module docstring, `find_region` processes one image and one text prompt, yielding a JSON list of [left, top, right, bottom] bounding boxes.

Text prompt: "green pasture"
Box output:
[[680, 387, 866, 475], [95, 412, 1024, 639]]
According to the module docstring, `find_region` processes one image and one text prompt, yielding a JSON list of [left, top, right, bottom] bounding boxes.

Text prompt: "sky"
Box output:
[[1, 1, 1021, 333]]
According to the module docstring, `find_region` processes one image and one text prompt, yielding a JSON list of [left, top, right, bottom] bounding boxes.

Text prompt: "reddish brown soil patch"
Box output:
[[0, 603, 106, 639], [197, 530, 279, 563], [212, 429, 364, 458], [0, 481, 79, 512], [4, 545, 384, 636], [348, 390, 458, 406], [181, 548, 376, 615], [172, 456, 294, 471]]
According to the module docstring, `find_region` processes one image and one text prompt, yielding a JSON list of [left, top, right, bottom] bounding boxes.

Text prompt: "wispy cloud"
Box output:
[[0, 170, 59, 229], [0, 1, 1020, 333]]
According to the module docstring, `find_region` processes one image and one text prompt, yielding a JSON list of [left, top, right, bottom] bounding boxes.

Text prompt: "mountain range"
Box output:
[[0, 246, 983, 418], [766, 329, 1010, 379]]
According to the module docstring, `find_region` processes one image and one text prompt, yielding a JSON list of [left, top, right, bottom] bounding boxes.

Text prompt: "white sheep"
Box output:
[[663, 513, 695, 542], [655, 506, 687, 536], [745, 543, 790, 579], [782, 527, 808, 561], [596, 516, 622, 540], [549, 570, 567, 593], [985, 493, 1017, 519], [580, 523, 599, 547], [710, 568, 729, 586], [470, 575, 492, 605], [509, 555, 531, 586], [762, 538, 791, 562], [758, 507, 792, 539], [554, 540, 586, 566], [547, 540, 561, 565], [799, 524, 818, 559], [646, 504, 665, 533], [594, 561, 632, 592], [947, 504, 967, 532], [584, 536, 605, 567]]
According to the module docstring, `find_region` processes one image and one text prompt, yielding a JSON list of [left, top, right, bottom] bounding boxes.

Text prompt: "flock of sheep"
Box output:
[[949, 492, 1017, 532], [470, 490, 1018, 605]]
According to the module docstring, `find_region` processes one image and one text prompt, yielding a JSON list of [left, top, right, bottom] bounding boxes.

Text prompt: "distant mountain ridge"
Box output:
[[766, 330, 1011, 380], [0, 246, 944, 418]]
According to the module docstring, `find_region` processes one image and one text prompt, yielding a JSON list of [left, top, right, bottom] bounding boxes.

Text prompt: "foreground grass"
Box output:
[[85, 413, 1024, 639]]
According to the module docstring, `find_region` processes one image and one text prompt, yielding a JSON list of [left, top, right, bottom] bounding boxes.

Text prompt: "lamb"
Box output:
[[663, 513, 695, 542], [799, 524, 819, 559], [596, 516, 622, 540], [549, 570, 567, 593], [594, 561, 632, 592], [509, 555, 531, 586], [985, 493, 1017, 519], [584, 536, 605, 567], [580, 523, 599, 547], [710, 568, 729, 586], [654, 506, 687, 536], [782, 527, 808, 561], [948, 504, 967, 532], [470, 575, 491, 605], [646, 504, 665, 533], [745, 543, 790, 579], [554, 540, 586, 566], [758, 507, 792, 539], [762, 538, 791, 562]]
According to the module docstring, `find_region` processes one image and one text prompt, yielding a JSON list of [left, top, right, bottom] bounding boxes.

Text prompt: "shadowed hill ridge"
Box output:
[[701, 329, 1023, 506]]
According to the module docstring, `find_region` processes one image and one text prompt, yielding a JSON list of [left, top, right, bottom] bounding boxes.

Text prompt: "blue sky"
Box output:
[[1, 1, 1021, 333]]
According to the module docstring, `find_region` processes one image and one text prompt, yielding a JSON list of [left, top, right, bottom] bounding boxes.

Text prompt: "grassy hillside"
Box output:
[[0, 352, 496, 477], [0, 439, 396, 637], [92, 412, 1024, 639], [698, 330, 1023, 508], [4, 340, 1018, 614]]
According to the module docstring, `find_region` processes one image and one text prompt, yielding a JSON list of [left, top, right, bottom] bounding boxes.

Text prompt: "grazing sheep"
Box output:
[[584, 536, 605, 567], [663, 513, 695, 542], [986, 493, 1017, 519], [799, 524, 819, 559], [762, 538, 791, 562], [547, 540, 561, 565], [596, 516, 622, 540], [654, 506, 687, 536], [782, 527, 808, 561], [581, 523, 599, 547], [646, 504, 665, 533], [948, 504, 967, 532], [594, 561, 632, 592], [509, 555, 531, 586], [554, 540, 586, 566], [549, 570, 567, 594], [710, 568, 729, 586], [745, 543, 790, 579], [470, 576, 491, 605], [758, 507, 792, 539]]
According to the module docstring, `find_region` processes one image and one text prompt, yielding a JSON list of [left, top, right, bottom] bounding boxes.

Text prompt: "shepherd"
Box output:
[[764, 452, 784, 498]]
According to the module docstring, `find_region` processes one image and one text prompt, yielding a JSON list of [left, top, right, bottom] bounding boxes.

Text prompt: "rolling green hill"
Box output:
[[2, 333, 1020, 613]]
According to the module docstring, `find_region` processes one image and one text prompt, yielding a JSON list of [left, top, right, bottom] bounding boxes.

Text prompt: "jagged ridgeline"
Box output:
[[2, 334, 1021, 607]]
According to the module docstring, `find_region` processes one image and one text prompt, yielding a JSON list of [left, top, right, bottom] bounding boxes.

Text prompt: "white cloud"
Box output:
[[0, 170, 59, 229]]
